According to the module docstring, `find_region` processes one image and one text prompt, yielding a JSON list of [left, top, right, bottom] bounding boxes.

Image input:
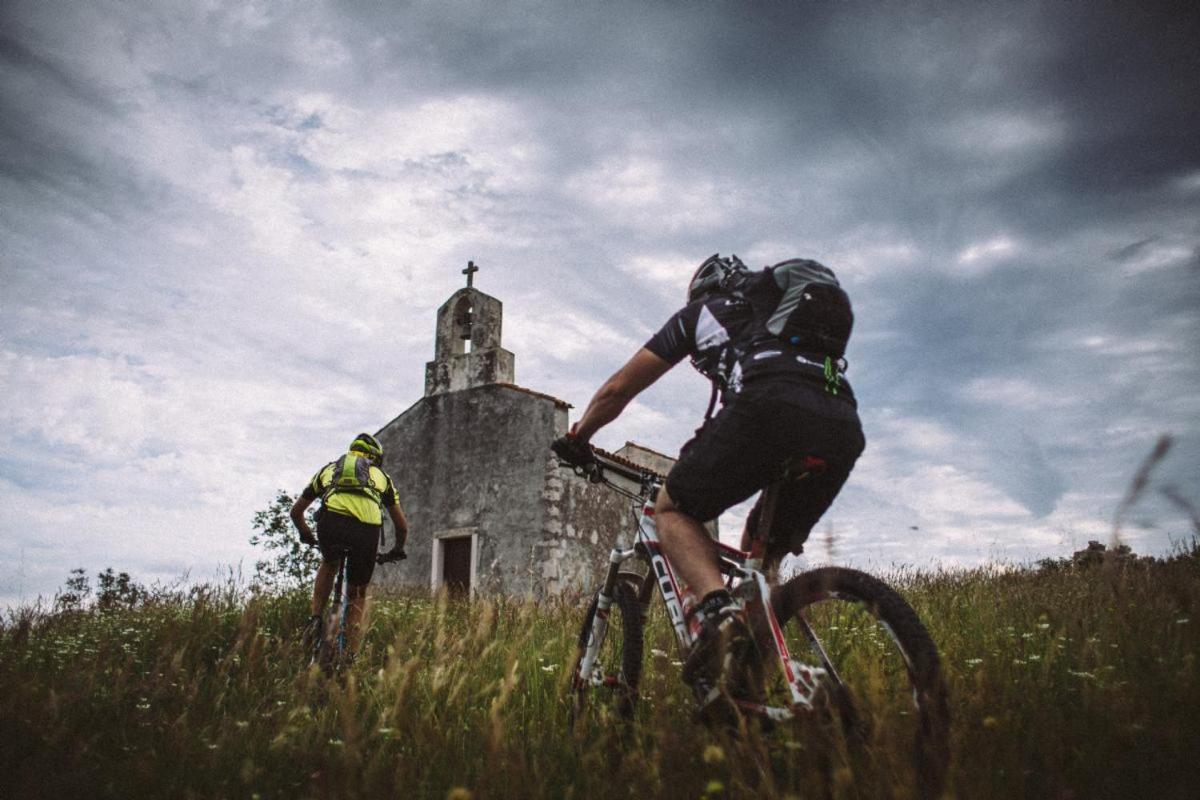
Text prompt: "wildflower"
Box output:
[[540, 664, 558, 672], [1176, 618, 1190, 625], [703, 744, 725, 764], [705, 779, 725, 795], [982, 716, 998, 729], [965, 658, 983, 666], [446, 788, 473, 800]]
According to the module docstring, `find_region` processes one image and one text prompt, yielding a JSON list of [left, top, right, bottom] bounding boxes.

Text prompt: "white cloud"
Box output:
[[507, 304, 642, 364], [615, 252, 700, 297], [1171, 170, 1200, 195], [941, 110, 1065, 157], [564, 155, 743, 234], [956, 236, 1017, 270], [1117, 242, 1195, 275], [960, 376, 1072, 410]]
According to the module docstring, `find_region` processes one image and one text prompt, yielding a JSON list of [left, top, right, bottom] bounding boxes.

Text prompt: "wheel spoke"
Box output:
[[766, 567, 949, 799]]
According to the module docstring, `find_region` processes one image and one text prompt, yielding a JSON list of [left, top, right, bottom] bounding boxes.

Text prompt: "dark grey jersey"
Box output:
[[643, 295, 754, 398], [644, 295, 856, 406]]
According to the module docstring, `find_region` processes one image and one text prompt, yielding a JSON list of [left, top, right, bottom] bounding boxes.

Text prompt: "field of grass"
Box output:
[[2, 554, 1198, 799]]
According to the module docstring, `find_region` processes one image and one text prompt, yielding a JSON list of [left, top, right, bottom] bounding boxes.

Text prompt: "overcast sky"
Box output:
[[2, 0, 1197, 609]]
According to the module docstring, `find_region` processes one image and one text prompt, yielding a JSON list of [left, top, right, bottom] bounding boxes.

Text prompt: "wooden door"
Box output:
[[442, 536, 472, 596]]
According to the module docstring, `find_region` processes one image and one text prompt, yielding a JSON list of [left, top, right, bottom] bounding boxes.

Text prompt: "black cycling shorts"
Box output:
[[664, 380, 865, 564], [316, 508, 381, 586]]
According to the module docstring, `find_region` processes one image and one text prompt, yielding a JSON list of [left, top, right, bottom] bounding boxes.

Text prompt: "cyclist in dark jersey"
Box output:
[[554, 254, 865, 710], [290, 433, 409, 661]]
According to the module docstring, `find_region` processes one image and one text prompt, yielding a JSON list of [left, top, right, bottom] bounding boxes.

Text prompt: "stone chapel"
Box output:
[[372, 264, 677, 598]]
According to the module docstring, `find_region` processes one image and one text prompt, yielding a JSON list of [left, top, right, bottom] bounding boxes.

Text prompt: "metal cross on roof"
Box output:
[[462, 260, 480, 288]]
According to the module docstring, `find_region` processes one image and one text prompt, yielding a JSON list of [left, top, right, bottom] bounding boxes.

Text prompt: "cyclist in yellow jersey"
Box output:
[[290, 433, 409, 660]]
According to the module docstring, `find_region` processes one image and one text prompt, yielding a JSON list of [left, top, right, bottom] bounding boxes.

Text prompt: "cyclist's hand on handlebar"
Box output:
[[376, 548, 407, 565], [551, 434, 601, 481]]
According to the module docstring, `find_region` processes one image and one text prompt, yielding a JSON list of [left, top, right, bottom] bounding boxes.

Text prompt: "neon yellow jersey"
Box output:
[[301, 452, 399, 526]]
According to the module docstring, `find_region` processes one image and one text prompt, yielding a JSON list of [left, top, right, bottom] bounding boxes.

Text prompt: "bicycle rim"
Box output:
[[568, 578, 644, 731], [767, 567, 950, 800]]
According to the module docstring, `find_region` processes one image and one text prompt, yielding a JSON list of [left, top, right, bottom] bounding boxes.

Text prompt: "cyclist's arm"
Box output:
[[290, 493, 316, 542], [572, 348, 672, 443], [385, 503, 409, 553]]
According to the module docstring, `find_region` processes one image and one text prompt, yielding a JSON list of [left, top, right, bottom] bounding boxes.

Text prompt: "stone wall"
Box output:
[[373, 383, 635, 598], [423, 288, 515, 396]]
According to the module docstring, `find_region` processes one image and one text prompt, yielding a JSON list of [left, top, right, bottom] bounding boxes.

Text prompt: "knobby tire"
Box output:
[[771, 567, 950, 799], [569, 577, 644, 729]]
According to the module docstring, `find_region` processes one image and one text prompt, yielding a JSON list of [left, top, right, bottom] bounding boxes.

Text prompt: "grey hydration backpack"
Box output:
[[734, 258, 854, 358]]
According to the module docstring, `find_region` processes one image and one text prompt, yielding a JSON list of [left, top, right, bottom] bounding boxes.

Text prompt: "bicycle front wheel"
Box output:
[[770, 567, 950, 799], [568, 577, 644, 730]]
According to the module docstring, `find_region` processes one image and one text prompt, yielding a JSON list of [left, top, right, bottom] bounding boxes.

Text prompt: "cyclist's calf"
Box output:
[[654, 486, 725, 600]]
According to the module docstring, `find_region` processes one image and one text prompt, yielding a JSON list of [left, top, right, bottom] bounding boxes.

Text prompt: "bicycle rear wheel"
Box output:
[[769, 567, 950, 799], [568, 576, 644, 730], [302, 615, 323, 666]]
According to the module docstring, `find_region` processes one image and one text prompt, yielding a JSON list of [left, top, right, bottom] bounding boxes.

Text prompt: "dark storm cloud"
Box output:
[[1, 0, 1199, 605]]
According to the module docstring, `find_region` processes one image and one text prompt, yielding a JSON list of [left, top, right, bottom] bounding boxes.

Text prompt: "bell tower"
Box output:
[[424, 261, 516, 397]]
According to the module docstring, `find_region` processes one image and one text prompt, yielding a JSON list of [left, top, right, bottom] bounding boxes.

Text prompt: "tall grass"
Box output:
[[2, 554, 1198, 799]]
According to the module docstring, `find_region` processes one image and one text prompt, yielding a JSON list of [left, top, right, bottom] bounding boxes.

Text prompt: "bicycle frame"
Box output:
[[311, 549, 351, 666], [573, 454, 831, 721], [331, 555, 350, 654]]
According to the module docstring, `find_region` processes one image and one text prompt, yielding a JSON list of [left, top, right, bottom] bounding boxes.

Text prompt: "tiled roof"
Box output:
[[618, 440, 676, 464], [494, 383, 573, 409], [592, 445, 667, 479]]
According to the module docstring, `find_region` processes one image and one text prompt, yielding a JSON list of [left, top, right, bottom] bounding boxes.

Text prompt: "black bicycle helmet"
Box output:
[[687, 253, 748, 303]]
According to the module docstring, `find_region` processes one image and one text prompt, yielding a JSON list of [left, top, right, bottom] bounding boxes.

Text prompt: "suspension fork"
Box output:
[[576, 530, 638, 684]]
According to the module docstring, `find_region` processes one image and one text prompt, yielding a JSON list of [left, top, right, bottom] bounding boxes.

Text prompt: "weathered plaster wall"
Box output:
[[373, 382, 647, 598], [424, 288, 515, 396]]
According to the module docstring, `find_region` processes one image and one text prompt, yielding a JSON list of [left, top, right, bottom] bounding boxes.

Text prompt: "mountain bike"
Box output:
[[556, 445, 950, 797], [303, 544, 406, 674]]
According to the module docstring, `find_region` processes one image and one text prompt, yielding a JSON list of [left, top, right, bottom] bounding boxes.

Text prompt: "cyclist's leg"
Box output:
[[340, 520, 379, 657], [764, 460, 856, 569], [313, 513, 348, 616], [344, 582, 370, 655], [660, 399, 777, 585], [763, 415, 865, 568], [658, 401, 779, 708], [310, 560, 339, 616], [654, 488, 724, 597]]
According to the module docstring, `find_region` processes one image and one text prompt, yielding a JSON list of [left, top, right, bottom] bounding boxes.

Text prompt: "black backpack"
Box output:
[[731, 258, 853, 358]]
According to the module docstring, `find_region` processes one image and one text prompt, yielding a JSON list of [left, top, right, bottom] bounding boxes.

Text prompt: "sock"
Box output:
[[690, 589, 734, 627]]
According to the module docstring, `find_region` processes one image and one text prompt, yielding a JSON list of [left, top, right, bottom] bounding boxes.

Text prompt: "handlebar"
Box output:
[[551, 436, 656, 488]]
